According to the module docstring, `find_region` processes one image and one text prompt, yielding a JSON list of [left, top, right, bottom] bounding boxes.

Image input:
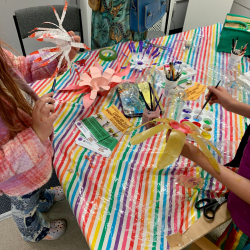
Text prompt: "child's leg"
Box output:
[[37, 186, 65, 213], [216, 221, 250, 250], [9, 188, 50, 242], [37, 189, 55, 213]]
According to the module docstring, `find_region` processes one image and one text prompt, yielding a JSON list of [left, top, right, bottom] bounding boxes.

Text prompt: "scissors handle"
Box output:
[[203, 202, 221, 220], [195, 198, 217, 209]]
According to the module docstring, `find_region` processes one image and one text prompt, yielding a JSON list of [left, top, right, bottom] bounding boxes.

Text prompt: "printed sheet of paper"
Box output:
[[183, 82, 207, 101], [75, 105, 131, 157]]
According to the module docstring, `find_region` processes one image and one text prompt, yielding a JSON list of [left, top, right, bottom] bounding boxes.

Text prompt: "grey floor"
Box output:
[[0, 196, 229, 250], [0, 199, 90, 250]]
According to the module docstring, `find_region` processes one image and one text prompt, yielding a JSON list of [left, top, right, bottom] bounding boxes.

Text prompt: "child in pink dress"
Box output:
[[0, 32, 80, 242]]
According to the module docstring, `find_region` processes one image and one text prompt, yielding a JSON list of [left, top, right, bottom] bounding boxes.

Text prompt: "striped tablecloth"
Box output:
[[31, 23, 250, 250]]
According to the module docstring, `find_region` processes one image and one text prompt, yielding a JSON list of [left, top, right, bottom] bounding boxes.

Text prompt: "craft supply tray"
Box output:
[[179, 105, 215, 141]]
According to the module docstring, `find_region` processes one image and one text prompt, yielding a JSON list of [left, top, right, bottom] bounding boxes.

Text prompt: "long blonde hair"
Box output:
[[0, 40, 32, 132]]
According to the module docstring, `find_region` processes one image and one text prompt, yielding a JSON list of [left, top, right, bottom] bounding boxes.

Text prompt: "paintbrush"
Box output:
[[139, 91, 151, 111], [196, 80, 221, 119], [154, 94, 163, 111], [148, 82, 153, 111], [51, 79, 57, 93]]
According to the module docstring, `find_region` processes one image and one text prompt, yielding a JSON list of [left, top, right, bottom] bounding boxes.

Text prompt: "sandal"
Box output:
[[50, 186, 66, 202], [43, 219, 67, 240]]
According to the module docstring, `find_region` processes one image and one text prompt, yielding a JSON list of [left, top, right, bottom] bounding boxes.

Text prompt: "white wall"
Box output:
[[183, 0, 234, 32], [170, 0, 189, 30], [231, 0, 250, 17], [77, 0, 92, 49], [0, 0, 77, 55]]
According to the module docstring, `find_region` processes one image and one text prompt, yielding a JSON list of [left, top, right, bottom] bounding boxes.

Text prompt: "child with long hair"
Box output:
[[0, 31, 80, 242], [167, 86, 250, 249]]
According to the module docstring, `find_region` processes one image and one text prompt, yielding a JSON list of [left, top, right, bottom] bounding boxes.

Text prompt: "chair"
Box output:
[[13, 5, 84, 56]]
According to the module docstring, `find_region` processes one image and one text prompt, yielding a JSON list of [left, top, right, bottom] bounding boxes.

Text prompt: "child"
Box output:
[[170, 86, 250, 249], [0, 31, 80, 242]]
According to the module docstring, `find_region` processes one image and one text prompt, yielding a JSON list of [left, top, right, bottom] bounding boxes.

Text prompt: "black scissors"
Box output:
[[195, 194, 228, 220]]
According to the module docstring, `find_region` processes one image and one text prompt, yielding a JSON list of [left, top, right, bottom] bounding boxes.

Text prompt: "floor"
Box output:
[[0, 195, 230, 250], [0, 199, 90, 250]]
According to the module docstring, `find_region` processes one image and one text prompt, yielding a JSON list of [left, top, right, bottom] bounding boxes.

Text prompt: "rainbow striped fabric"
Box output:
[[31, 23, 250, 250], [216, 222, 250, 250]]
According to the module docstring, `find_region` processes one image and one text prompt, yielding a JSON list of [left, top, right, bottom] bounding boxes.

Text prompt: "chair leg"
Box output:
[[13, 15, 26, 56]]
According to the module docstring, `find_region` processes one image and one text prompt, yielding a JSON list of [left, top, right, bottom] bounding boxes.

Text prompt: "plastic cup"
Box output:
[[228, 50, 243, 69], [142, 107, 160, 130]]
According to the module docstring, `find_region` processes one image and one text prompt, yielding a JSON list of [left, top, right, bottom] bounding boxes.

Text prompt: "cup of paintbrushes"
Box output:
[[228, 49, 244, 69], [142, 107, 160, 129]]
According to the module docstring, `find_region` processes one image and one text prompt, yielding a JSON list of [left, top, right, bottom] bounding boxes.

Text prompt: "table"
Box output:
[[31, 23, 250, 250]]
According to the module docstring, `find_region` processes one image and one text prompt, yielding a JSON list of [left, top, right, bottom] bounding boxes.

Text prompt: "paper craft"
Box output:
[[59, 62, 130, 109], [125, 41, 160, 72], [183, 82, 207, 101], [177, 175, 204, 189], [29, 1, 90, 81], [75, 105, 131, 157], [130, 119, 222, 172]]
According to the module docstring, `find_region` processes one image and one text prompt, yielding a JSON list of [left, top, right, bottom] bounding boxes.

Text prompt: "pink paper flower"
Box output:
[[59, 62, 131, 109]]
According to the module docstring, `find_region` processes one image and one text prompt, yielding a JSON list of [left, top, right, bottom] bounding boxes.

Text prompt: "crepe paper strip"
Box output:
[[189, 133, 220, 173], [197, 135, 223, 159], [182, 121, 222, 158], [130, 124, 171, 145], [29, 1, 90, 82], [157, 129, 186, 169], [83, 93, 95, 109], [129, 118, 172, 132], [59, 85, 87, 91]]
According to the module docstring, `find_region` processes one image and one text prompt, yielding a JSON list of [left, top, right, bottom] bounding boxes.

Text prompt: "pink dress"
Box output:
[[0, 49, 66, 196]]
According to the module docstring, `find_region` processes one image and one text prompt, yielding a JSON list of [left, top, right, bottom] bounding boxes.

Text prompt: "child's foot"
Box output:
[[50, 186, 66, 202], [43, 220, 67, 240]]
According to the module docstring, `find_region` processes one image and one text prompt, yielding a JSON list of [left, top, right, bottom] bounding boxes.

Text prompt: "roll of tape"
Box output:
[[99, 48, 117, 61]]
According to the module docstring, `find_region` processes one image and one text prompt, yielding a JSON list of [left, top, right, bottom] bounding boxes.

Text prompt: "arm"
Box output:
[[206, 86, 250, 119], [181, 142, 250, 204], [4, 32, 80, 83], [0, 128, 52, 183]]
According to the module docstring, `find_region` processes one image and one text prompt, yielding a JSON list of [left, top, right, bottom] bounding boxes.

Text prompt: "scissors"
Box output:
[[195, 194, 228, 220]]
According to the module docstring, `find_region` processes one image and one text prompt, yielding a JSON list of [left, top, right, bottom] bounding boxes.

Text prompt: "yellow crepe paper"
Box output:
[[188, 134, 220, 173], [130, 119, 222, 173], [129, 118, 172, 132], [157, 129, 186, 169], [130, 124, 171, 145]]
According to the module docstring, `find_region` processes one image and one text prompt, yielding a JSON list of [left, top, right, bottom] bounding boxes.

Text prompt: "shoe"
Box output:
[[43, 220, 67, 240], [50, 186, 66, 202]]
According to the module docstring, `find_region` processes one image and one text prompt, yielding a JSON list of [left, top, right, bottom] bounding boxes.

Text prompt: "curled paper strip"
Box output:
[[130, 119, 222, 172], [29, 1, 90, 82]]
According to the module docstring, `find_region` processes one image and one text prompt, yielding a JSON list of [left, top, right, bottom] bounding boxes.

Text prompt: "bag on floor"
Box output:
[[217, 13, 250, 56], [130, 0, 167, 33]]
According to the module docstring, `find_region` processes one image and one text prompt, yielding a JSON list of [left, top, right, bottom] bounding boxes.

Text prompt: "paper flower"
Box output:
[[29, 1, 90, 80], [59, 62, 130, 109], [126, 41, 160, 71], [130, 119, 222, 172]]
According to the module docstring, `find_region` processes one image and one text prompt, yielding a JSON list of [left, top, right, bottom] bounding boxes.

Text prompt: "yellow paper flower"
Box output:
[[130, 119, 222, 172]]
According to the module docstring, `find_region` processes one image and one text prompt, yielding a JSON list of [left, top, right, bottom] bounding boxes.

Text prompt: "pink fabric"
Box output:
[[0, 49, 61, 196]]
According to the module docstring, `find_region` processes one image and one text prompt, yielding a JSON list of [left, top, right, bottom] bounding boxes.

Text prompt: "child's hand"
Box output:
[[206, 86, 237, 112], [32, 92, 58, 143], [68, 31, 81, 61], [56, 31, 81, 68]]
